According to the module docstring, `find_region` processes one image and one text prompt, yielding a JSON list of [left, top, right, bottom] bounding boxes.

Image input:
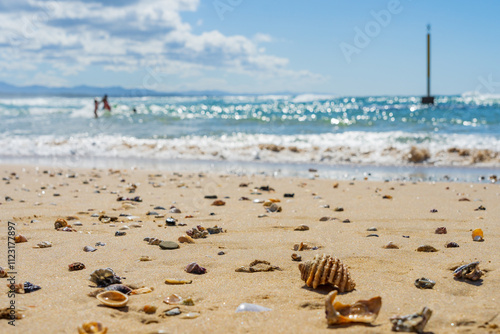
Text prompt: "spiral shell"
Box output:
[[54, 218, 68, 229], [298, 254, 355, 292]]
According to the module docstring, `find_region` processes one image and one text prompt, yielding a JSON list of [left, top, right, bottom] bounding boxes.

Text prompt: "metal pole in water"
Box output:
[[422, 24, 435, 104]]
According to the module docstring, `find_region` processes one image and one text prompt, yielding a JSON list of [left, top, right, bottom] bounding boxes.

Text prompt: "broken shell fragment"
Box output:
[[445, 241, 459, 248], [89, 268, 122, 287], [414, 277, 436, 289], [416, 245, 437, 252], [299, 254, 356, 292], [211, 200, 225, 206], [472, 228, 484, 242], [178, 235, 195, 244], [34, 241, 52, 248], [164, 294, 183, 305], [14, 234, 28, 243], [0, 306, 25, 319], [435, 227, 447, 234], [293, 242, 319, 251], [291, 253, 302, 261], [325, 290, 382, 326], [383, 242, 399, 249], [453, 261, 483, 281], [143, 305, 157, 314], [54, 218, 68, 229], [105, 284, 132, 295], [294, 225, 309, 231], [84, 245, 97, 252], [181, 312, 200, 319], [8, 282, 41, 294], [165, 279, 192, 285], [130, 287, 153, 295], [0, 267, 7, 278], [236, 260, 281, 273], [390, 307, 432, 333], [69, 262, 86, 271], [77, 322, 108, 334], [266, 203, 282, 213], [96, 290, 129, 308], [185, 262, 206, 274]]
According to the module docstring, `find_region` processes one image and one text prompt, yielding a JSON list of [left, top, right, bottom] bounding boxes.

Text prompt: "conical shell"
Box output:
[[325, 290, 381, 326], [96, 290, 128, 308], [298, 254, 355, 292]]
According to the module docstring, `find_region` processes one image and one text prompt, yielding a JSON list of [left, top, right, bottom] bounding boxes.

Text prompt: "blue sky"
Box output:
[[0, 0, 499, 95]]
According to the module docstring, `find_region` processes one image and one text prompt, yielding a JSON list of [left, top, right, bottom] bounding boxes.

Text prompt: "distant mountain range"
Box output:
[[0, 81, 238, 97]]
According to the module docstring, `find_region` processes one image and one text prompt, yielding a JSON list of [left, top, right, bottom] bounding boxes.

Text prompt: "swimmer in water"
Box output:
[[102, 94, 111, 111], [93, 98, 99, 118]]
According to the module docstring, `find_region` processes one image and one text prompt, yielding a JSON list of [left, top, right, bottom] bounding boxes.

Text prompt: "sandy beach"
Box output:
[[1, 164, 499, 334]]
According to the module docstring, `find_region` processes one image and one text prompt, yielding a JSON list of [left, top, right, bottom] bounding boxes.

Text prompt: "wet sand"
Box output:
[[0, 164, 499, 334]]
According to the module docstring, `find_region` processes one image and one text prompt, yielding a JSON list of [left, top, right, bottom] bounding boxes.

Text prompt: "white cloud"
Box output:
[[0, 0, 325, 91]]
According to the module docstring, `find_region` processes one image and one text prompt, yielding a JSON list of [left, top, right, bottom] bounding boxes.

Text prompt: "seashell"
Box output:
[[95, 242, 106, 247], [0, 267, 7, 278], [185, 262, 207, 274], [0, 306, 25, 319], [325, 290, 381, 326], [298, 254, 356, 292], [236, 303, 271, 313], [148, 238, 162, 245], [57, 226, 77, 232], [435, 227, 447, 234], [77, 321, 108, 334], [165, 217, 177, 226], [319, 216, 336, 221], [164, 308, 181, 316], [445, 241, 459, 248], [54, 218, 68, 229], [130, 287, 153, 295], [294, 225, 309, 231], [139, 256, 153, 261], [293, 242, 319, 251], [472, 228, 484, 241], [164, 294, 183, 305], [14, 234, 28, 243], [212, 200, 225, 206], [284, 193, 294, 198], [182, 298, 195, 306], [458, 197, 470, 201], [165, 278, 192, 285], [34, 241, 52, 248], [453, 261, 483, 281], [169, 206, 181, 213], [177, 234, 195, 244], [266, 203, 282, 213], [334, 207, 344, 212], [291, 253, 302, 261], [430, 208, 438, 213], [115, 231, 126, 237], [366, 234, 379, 237], [474, 205, 486, 211], [383, 195, 393, 199], [143, 305, 157, 314], [383, 242, 399, 249], [236, 260, 281, 273], [390, 307, 432, 333], [96, 290, 128, 308], [186, 227, 208, 239], [105, 284, 132, 295], [181, 312, 200, 319], [414, 277, 436, 289], [207, 226, 224, 234], [218, 251, 225, 255], [269, 198, 281, 203], [8, 281, 41, 294], [69, 262, 86, 271], [84, 245, 97, 252], [367, 227, 377, 231], [89, 268, 121, 287], [416, 245, 437, 252]]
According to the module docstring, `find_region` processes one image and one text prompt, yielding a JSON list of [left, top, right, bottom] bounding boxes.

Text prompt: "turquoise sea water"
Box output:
[[0, 94, 499, 169]]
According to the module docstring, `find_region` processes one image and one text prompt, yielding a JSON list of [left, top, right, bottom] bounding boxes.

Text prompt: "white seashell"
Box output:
[[235, 303, 272, 313], [96, 291, 128, 308]]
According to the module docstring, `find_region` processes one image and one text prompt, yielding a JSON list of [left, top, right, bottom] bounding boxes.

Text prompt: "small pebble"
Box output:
[[165, 308, 181, 316], [115, 231, 126, 237], [416, 245, 438, 252], [366, 234, 379, 237], [294, 225, 309, 231], [217, 251, 225, 256], [84, 246, 97, 252], [159, 241, 179, 250]]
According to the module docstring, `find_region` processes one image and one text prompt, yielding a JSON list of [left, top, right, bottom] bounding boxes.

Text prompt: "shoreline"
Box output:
[[0, 164, 499, 333], [0, 156, 499, 184]]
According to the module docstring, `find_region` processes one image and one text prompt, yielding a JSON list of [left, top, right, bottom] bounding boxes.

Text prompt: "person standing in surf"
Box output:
[[102, 94, 111, 112], [93, 98, 99, 118]]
